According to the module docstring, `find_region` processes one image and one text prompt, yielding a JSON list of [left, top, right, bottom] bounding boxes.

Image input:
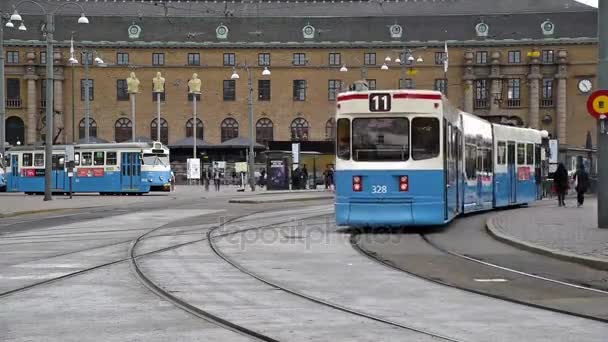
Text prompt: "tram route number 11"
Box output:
[[369, 93, 391, 112]]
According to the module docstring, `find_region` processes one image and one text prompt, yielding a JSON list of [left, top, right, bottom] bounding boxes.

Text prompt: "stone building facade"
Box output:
[[0, 0, 599, 150]]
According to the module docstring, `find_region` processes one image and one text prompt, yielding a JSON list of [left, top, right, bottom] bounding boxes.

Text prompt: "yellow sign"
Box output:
[[406, 68, 418, 76], [592, 95, 608, 114], [235, 162, 248, 173]]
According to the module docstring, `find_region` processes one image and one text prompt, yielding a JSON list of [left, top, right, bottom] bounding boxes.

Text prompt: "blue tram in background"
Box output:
[[3, 142, 171, 195], [334, 89, 545, 227], [0, 153, 6, 192]]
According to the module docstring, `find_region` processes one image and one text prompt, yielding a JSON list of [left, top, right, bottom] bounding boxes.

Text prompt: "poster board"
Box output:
[[187, 158, 201, 179], [235, 162, 248, 173]]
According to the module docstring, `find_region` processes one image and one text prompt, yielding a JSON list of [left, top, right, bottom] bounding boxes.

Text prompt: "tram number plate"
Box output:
[[369, 93, 391, 112], [372, 185, 388, 194]]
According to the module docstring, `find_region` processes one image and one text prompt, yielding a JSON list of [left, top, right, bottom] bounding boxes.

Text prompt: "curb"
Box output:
[[229, 195, 333, 204], [0, 207, 79, 219], [485, 215, 608, 271]]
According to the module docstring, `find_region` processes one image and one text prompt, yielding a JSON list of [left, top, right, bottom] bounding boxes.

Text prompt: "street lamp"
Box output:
[[0, 11, 19, 156], [382, 48, 424, 89], [230, 64, 270, 192], [8, 1, 89, 201]]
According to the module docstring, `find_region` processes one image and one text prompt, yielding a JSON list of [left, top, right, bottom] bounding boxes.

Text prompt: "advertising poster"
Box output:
[[267, 159, 289, 190], [187, 158, 201, 179]]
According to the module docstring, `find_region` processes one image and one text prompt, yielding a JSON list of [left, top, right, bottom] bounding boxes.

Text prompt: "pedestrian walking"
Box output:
[[204, 167, 211, 192], [301, 165, 309, 190], [260, 168, 266, 188], [292, 166, 301, 190], [170, 170, 175, 192], [553, 163, 569, 207], [213, 168, 222, 192], [573, 164, 590, 207]]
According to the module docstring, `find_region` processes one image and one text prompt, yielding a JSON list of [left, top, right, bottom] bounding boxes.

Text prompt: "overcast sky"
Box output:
[[575, 0, 598, 7]]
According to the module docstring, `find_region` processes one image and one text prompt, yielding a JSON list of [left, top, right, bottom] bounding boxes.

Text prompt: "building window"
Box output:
[[434, 52, 446, 65], [152, 53, 165, 66], [399, 78, 415, 89], [116, 79, 129, 101], [293, 80, 306, 101], [78, 118, 98, 139], [186, 118, 204, 140], [258, 53, 270, 66], [40, 51, 46, 64], [364, 53, 376, 66], [474, 79, 489, 109], [475, 51, 488, 64], [6, 78, 20, 102], [152, 83, 165, 102], [221, 118, 239, 142], [223, 53, 235, 66], [508, 50, 521, 64], [6, 51, 19, 64], [290, 118, 309, 141], [434, 79, 447, 95], [541, 79, 554, 107], [188, 53, 200, 66], [256, 118, 273, 145], [329, 53, 341, 66], [223, 80, 236, 101], [366, 79, 377, 90], [81, 79, 94, 101], [325, 118, 335, 141], [328, 79, 341, 101], [114, 118, 132, 143], [116, 52, 129, 65], [506, 79, 521, 107], [150, 118, 169, 145], [293, 53, 306, 66], [81, 52, 93, 65], [258, 80, 271, 101], [541, 50, 555, 64]]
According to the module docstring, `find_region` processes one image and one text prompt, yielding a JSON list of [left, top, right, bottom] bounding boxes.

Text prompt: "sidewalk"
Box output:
[[486, 197, 608, 270]]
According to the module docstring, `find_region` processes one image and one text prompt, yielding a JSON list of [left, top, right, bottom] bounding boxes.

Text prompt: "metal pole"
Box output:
[[156, 92, 160, 142], [193, 94, 197, 159], [71, 60, 75, 142], [0, 16, 5, 155], [247, 67, 255, 192], [130, 93, 135, 140], [598, 0, 608, 228], [44, 13, 54, 201], [84, 52, 90, 143]]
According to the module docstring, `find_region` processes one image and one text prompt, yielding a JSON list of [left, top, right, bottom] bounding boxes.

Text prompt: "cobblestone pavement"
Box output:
[[487, 198, 608, 264]]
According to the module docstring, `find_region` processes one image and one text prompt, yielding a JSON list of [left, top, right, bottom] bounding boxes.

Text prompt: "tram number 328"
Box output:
[[372, 185, 388, 194], [369, 93, 391, 112]]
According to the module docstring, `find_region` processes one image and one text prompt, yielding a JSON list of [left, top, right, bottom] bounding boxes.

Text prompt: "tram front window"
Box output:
[[142, 153, 169, 166], [411, 117, 440, 160], [352, 118, 409, 162]]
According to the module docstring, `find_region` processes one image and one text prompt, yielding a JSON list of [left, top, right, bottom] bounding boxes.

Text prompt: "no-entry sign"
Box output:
[[587, 90, 608, 119]]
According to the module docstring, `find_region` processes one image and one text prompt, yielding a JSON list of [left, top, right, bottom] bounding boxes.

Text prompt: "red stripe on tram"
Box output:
[[393, 93, 442, 100], [337, 94, 369, 102]]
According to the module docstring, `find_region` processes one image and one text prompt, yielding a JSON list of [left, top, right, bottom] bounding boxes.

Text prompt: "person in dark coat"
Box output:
[[573, 164, 590, 207], [553, 163, 569, 207], [292, 167, 301, 190]]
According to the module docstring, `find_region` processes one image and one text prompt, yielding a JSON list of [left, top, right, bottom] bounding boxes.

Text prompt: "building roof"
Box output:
[[3, 11, 597, 48]]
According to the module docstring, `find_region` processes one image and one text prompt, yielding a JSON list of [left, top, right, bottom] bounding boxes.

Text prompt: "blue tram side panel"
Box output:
[[334, 88, 545, 228], [3, 142, 173, 194], [0, 153, 6, 191]]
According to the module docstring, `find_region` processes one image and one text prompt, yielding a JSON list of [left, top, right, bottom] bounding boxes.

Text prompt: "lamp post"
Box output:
[[382, 48, 424, 89], [230, 65, 270, 192], [8, 1, 89, 201], [82, 52, 104, 143], [0, 11, 19, 155]]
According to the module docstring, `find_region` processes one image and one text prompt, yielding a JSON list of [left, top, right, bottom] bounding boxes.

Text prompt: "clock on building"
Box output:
[[578, 79, 592, 94]]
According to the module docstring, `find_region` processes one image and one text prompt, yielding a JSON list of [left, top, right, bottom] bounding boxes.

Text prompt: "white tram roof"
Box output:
[[7, 141, 168, 152], [492, 124, 542, 144], [336, 89, 443, 116]]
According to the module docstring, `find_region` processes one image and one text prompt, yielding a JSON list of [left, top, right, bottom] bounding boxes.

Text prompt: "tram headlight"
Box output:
[[399, 176, 409, 192], [159, 176, 164, 181], [148, 177, 153, 182], [352, 176, 363, 192]]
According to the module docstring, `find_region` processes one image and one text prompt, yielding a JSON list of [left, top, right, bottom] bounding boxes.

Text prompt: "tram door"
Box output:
[[52, 154, 66, 190], [10, 154, 19, 191], [121, 152, 141, 191], [507, 142, 517, 203]]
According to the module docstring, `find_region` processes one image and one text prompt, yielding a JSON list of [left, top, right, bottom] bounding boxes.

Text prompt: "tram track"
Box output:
[[350, 231, 608, 324]]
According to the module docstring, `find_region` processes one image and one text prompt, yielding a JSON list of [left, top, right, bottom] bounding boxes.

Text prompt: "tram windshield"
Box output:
[[142, 153, 169, 167], [352, 118, 409, 162]]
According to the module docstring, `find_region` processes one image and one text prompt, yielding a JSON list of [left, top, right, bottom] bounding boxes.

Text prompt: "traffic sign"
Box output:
[[586, 90, 608, 119]]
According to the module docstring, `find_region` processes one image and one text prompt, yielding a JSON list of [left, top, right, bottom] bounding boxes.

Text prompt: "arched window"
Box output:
[[290, 117, 309, 142], [151, 118, 169, 145], [114, 118, 132, 143], [256, 118, 273, 146], [325, 118, 335, 141], [221, 117, 239, 142], [6, 116, 24, 146], [79, 118, 98, 139], [186, 118, 204, 140]]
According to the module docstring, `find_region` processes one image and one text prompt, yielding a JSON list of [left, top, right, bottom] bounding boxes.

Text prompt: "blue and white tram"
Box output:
[[141, 142, 172, 191], [4, 142, 160, 194], [334, 89, 544, 227], [0, 153, 6, 191]]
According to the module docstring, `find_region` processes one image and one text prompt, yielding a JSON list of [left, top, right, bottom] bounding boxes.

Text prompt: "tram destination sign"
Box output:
[[369, 93, 391, 112]]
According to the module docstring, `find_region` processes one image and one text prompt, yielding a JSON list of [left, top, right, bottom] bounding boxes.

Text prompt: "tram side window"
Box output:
[[517, 143, 526, 165], [411, 117, 440, 160], [75, 153, 80, 166], [94, 152, 105, 166], [106, 152, 117, 166], [82, 152, 93, 166], [535, 144, 541, 167], [465, 145, 477, 180], [23, 153, 33, 167], [336, 119, 351, 160], [483, 149, 493, 173], [34, 153, 44, 167], [526, 143, 534, 165], [497, 141, 506, 165], [4, 154, 10, 167], [476, 148, 483, 173]]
